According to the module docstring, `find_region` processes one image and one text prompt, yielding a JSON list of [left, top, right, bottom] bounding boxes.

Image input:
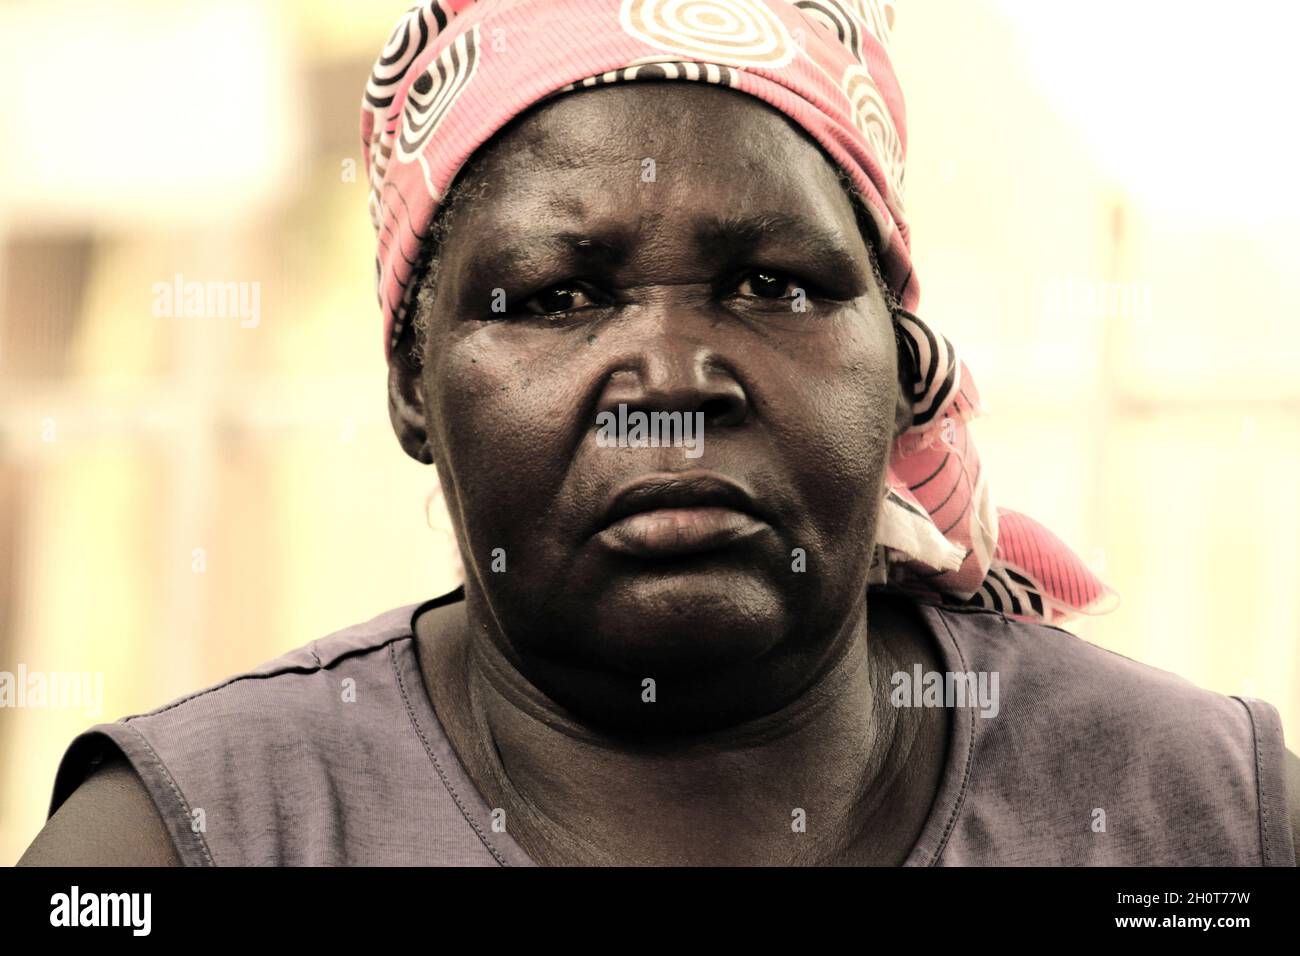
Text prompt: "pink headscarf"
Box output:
[[362, 0, 1117, 625]]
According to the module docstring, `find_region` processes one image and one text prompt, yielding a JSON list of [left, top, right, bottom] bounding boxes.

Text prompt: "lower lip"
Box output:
[[595, 506, 767, 558]]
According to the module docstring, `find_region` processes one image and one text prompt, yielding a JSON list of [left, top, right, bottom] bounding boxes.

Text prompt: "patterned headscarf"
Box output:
[[362, 0, 1117, 625]]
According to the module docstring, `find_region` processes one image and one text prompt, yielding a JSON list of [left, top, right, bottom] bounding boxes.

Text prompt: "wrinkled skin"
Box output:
[[385, 82, 946, 865], [390, 82, 911, 733]]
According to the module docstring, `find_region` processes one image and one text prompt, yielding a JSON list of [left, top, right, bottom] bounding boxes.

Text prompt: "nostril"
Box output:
[[699, 395, 745, 427]]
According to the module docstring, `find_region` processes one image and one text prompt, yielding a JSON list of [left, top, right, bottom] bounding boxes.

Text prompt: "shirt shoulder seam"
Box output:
[[122, 632, 413, 723]]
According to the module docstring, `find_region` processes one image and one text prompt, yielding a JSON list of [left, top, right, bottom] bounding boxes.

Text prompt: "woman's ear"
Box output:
[[388, 342, 435, 465]]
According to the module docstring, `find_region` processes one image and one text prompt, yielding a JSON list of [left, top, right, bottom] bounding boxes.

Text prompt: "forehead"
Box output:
[[448, 82, 855, 233]]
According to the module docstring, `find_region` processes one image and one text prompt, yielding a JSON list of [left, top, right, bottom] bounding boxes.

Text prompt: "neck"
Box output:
[[420, 591, 942, 866]]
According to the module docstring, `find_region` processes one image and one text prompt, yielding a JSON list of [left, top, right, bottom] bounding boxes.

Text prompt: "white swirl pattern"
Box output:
[[363, 1, 461, 232], [788, 0, 894, 58], [396, 25, 480, 165], [842, 62, 905, 204], [364, 2, 451, 111], [620, 0, 797, 68]]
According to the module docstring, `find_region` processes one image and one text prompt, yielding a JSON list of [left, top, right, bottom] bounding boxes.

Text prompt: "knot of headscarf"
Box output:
[[362, 0, 1118, 625]]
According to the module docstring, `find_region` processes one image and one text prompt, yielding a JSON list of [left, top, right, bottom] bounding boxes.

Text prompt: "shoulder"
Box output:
[[923, 601, 1253, 732], [115, 600, 421, 737], [919, 601, 1296, 865], [19, 751, 180, 866], [24, 603, 425, 867], [90, 600, 422, 789]]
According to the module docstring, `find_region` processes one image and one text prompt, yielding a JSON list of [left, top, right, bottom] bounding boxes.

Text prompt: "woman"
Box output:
[[21, 0, 1299, 866]]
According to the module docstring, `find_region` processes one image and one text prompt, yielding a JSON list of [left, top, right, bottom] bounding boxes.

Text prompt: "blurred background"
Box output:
[[1, 0, 1297, 862]]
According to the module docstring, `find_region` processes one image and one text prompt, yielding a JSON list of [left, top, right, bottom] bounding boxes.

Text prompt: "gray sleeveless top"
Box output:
[[48, 588, 1294, 866]]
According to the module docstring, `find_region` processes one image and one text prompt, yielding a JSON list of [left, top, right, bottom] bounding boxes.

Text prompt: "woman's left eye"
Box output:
[[734, 269, 804, 300]]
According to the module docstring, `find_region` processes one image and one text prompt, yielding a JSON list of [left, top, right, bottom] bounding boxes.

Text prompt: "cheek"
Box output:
[[427, 327, 585, 545], [768, 310, 898, 536], [425, 304, 898, 569]]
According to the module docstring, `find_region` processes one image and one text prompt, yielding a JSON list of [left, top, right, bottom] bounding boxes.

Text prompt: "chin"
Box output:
[[580, 569, 789, 674]]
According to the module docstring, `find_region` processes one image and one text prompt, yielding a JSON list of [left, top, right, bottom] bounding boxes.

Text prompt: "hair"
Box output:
[[398, 150, 904, 376], [398, 168, 489, 370], [834, 165, 901, 313]]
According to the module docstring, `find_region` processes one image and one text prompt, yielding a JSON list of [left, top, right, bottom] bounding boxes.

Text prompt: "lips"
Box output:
[[594, 473, 770, 558]]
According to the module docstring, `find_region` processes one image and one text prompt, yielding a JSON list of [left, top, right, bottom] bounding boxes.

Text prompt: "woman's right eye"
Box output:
[[522, 284, 598, 316]]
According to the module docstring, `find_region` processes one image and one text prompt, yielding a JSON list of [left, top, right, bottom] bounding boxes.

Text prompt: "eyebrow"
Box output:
[[458, 212, 865, 296], [692, 212, 864, 277]]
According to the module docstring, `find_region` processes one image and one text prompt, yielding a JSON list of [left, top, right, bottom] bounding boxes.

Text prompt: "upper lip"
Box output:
[[597, 472, 764, 533]]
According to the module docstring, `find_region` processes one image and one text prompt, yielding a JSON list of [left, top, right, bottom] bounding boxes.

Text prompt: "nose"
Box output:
[[594, 313, 749, 430]]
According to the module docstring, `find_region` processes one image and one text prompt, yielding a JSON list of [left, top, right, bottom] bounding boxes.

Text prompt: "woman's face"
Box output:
[[396, 82, 907, 729]]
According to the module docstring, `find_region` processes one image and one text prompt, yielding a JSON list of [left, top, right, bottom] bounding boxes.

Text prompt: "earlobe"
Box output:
[[387, 355, 434, 464]]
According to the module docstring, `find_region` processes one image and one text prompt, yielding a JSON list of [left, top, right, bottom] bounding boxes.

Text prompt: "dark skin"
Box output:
[[387, 80, 946, 858], [18, 83, 1300, 866], [394, 83, 945, 864], [406, 85, 910, 734]]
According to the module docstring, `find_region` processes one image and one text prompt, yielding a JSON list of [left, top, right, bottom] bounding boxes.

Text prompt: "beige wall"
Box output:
[[2, 0, 1296, 863]]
